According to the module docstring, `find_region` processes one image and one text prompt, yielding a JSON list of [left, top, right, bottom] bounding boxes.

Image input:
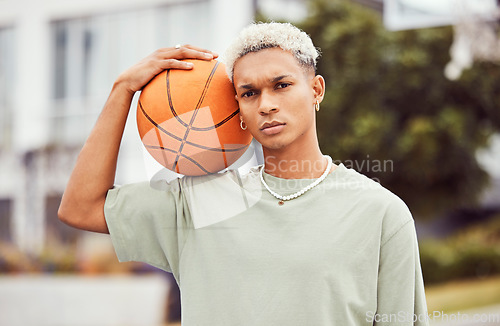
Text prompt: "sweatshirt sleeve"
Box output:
[[375, 216, 429, 326]]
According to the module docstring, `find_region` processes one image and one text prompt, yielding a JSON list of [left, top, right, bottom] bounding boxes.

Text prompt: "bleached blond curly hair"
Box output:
[[223, 22, 320, 82]]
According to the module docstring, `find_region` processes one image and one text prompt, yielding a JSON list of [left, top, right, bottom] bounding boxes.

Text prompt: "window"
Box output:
[[52, 19, 93, 100], [0, 198, 12, 242], [0, 27, 15, 150], [49, 1, 210, 145], [155, 1, 210, 48]]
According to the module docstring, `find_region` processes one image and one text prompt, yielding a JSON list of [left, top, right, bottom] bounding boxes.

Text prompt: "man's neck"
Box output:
[[262, 146, 328, 179]]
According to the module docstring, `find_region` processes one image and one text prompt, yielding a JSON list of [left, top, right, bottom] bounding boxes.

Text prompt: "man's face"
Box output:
[[233, 47, 321, 152]]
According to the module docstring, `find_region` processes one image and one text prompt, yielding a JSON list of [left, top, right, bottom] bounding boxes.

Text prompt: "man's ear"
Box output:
[[312, 75, 326, 103]]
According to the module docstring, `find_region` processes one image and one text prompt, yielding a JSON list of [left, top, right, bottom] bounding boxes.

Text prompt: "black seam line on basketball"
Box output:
[[139, 100, 183, 142], [145, 142, 249, 153], [143, 144, 209, 174], [141, 99, 246, 153], [165, 62, 228, 130], [141, 78, 246, 152], [166, 64, 239, 131], [189, 108, 240, 131], [174, 61, 220, 170], [178, 152, 211, 174], [144, 144, 177, 154], [178, 143, 251, 174], [154, 126, 171, 171], [166, 69, 190, 128]]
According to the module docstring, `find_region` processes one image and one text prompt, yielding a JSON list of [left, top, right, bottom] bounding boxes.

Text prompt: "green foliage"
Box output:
[[298, 0, 500, 217], [0, 240, 143, 274], [419, 216, 500, 284], [0, 241, 77, 273]]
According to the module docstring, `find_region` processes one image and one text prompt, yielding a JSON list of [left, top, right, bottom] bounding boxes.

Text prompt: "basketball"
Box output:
[[137, 59, 252, 176]]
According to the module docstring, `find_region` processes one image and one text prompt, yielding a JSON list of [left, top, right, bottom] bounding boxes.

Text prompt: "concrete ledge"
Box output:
[[0, 274, 169, 326]]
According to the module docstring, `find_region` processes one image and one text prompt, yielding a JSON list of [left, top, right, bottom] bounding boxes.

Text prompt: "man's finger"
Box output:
[[158, 59, 194, 70], [181, 44, 219, 58]]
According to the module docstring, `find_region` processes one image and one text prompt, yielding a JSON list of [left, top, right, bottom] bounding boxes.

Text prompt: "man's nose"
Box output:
[[258, 91, 279, 116]]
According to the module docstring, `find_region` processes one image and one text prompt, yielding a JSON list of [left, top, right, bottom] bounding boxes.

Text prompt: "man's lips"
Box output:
[[260, 121, 286, 135]]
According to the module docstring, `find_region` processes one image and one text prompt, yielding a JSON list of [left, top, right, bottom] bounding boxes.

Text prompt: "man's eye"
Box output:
[[242, 91, 256, 98], [276, 83, 291, 89]]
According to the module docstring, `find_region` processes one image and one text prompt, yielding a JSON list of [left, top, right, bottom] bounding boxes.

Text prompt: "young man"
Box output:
[[59, 23, 429, 325]]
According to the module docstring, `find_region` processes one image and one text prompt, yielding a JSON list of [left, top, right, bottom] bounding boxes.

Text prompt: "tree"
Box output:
[[297, 0, 500, 218]]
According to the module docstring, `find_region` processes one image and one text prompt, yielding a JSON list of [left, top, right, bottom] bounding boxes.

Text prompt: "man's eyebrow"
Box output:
[[238, 83, 254, 90], [271, 75, 292, 83], [238, 75, 293, 90]]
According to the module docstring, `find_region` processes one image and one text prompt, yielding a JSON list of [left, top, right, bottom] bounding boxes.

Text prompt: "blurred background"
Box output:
[[0, 0, 499, 325]]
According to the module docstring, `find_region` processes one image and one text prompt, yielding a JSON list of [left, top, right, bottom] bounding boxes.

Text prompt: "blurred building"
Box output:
[[1, 0, 498, 253], [257, 0, 309, 21], [0, 0, 254, 254]]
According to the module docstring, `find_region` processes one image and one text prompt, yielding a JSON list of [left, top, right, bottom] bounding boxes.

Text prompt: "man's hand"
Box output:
[[116, 45, 218, 95]]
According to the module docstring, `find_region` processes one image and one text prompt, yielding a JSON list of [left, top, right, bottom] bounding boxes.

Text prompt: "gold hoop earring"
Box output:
[[314, 100, 320, 112], [240, 118, 247, 130], [314, 100, 319, 112]]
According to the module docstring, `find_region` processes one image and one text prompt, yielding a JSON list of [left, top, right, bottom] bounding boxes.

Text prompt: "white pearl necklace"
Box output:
[[259, 155, 333, 205]]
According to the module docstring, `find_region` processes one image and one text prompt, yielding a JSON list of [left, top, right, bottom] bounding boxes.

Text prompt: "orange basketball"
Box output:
[[137, 59, 252, 176]]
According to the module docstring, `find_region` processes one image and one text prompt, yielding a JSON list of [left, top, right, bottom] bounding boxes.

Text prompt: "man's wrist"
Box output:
[[113, 75, 136, 97]]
